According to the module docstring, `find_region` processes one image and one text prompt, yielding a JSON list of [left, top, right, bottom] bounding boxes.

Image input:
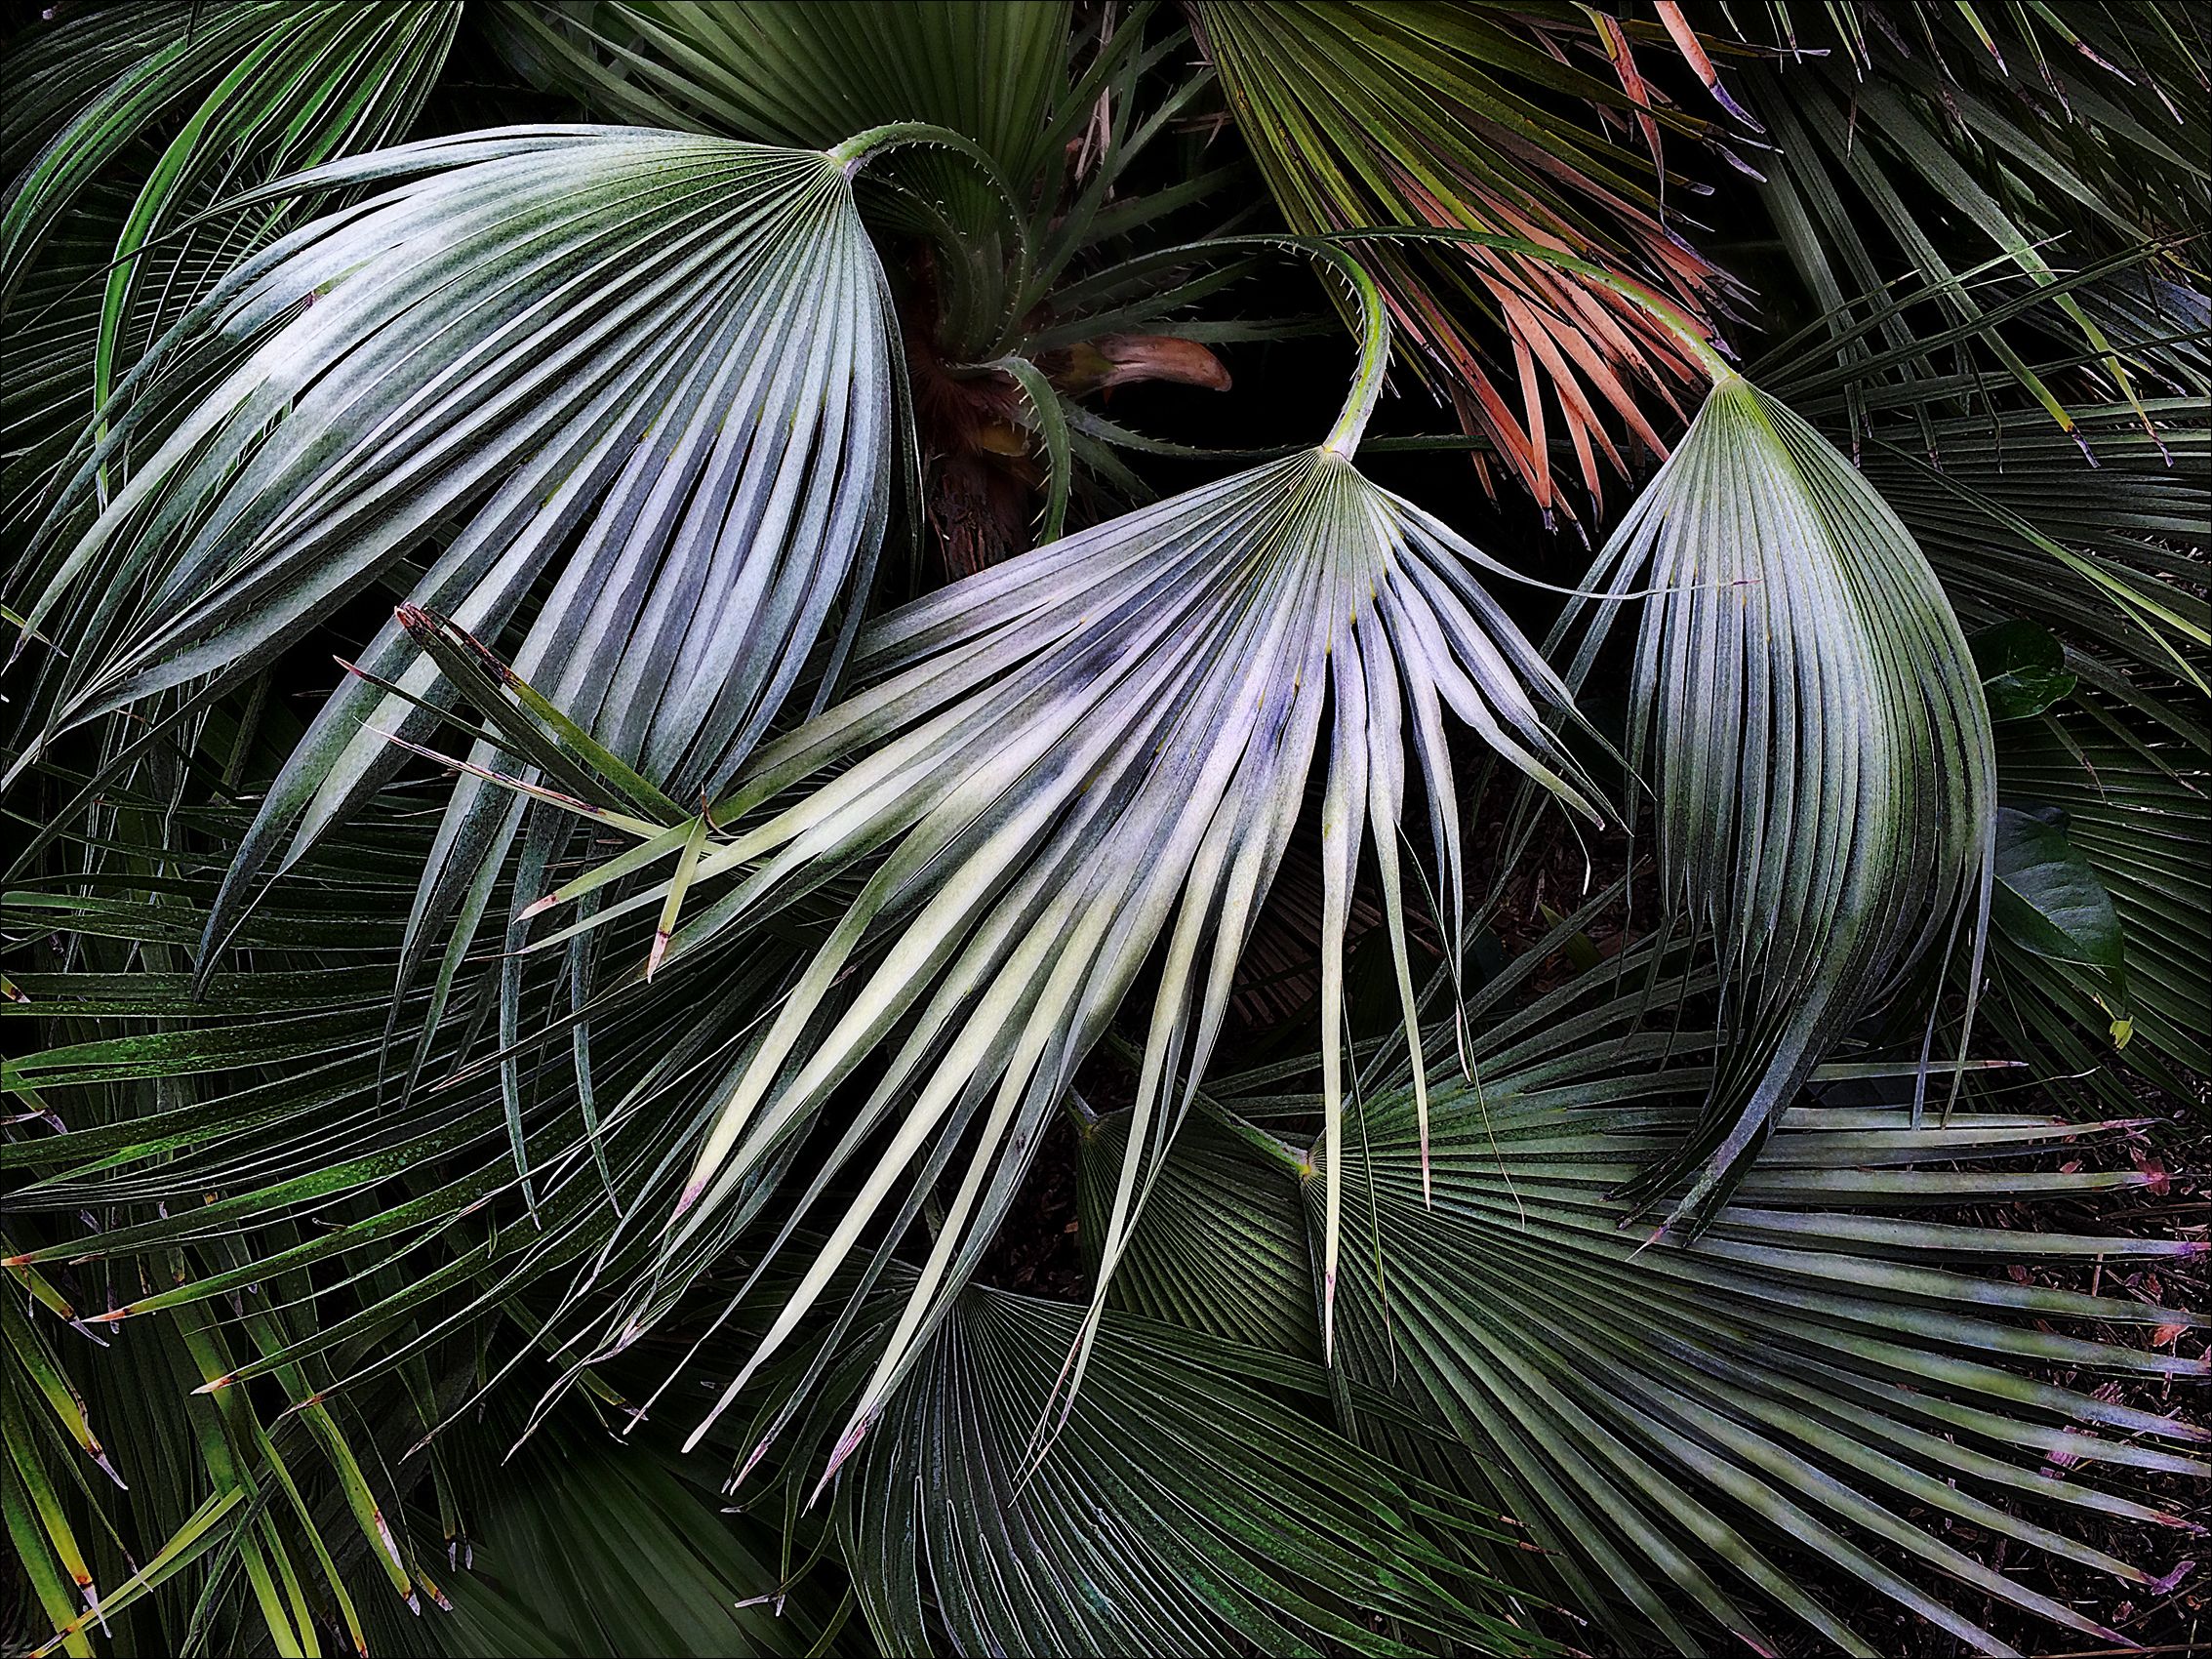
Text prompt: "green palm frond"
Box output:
[[5, 126, 903, 1061], [7, 1180, 430, 1657], [0, 862, 806, 1410], [1731, 1, 2208, 444], [1131, 946, 2208, 1657], [1, 764, 838, 1653], [1194, 0, 1735, 517], [739, 1285, 1550, 1659], [1321, 1094, 2201, 1655], [1, 0, 462, 521], [1556, 370, 1995, 1226], [1751, 264, 2207, 1120], [1753, 259, 2209, 688], [497, 260, 1599, 1473], [1, 1, 462, 303]]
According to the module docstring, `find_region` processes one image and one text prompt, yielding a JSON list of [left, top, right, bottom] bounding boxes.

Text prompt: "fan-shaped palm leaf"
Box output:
[[1142, 946, 2207, 1656], [502, 253, 1602, 1473], [1555, 370, 1995, 1226], [737, 1285, 1549, 1658], [1322, 1100, 2200, 1656], [4, 125, 904, 1054], [1073, 1098, 1319, 1358], [1864, 398, 2210, 692]]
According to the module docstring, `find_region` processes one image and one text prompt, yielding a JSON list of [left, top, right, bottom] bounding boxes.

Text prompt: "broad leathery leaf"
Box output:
[[532, 440, 1597, 1474], [1971, 620, 2076, 721], [1558, 371, 1995, 1227], [4, 128, 901, 1007], [1991, 804, 2131, 1045]]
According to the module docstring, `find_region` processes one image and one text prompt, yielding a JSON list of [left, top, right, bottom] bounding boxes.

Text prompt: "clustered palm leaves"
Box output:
[[1, 3, 2205, 1656]]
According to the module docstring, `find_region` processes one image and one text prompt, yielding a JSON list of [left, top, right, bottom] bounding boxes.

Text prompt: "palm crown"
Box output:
[[3, 4, 2205, 1657]]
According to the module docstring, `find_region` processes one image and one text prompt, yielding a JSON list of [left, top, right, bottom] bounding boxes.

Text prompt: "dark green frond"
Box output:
[[1556, 372, 1995, 1225], [781, 1288, 1551, 1658], [1, 0, 461, 522], [1169, 951, 2207, 1656]]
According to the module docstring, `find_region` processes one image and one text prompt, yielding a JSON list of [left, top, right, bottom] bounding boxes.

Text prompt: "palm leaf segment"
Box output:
[[5, 127, 902, 1012], [1560, 371, 1996, 1226]]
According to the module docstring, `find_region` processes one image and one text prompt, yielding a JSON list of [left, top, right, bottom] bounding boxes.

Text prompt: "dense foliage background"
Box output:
[[2, 4, 2206, 1656]]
